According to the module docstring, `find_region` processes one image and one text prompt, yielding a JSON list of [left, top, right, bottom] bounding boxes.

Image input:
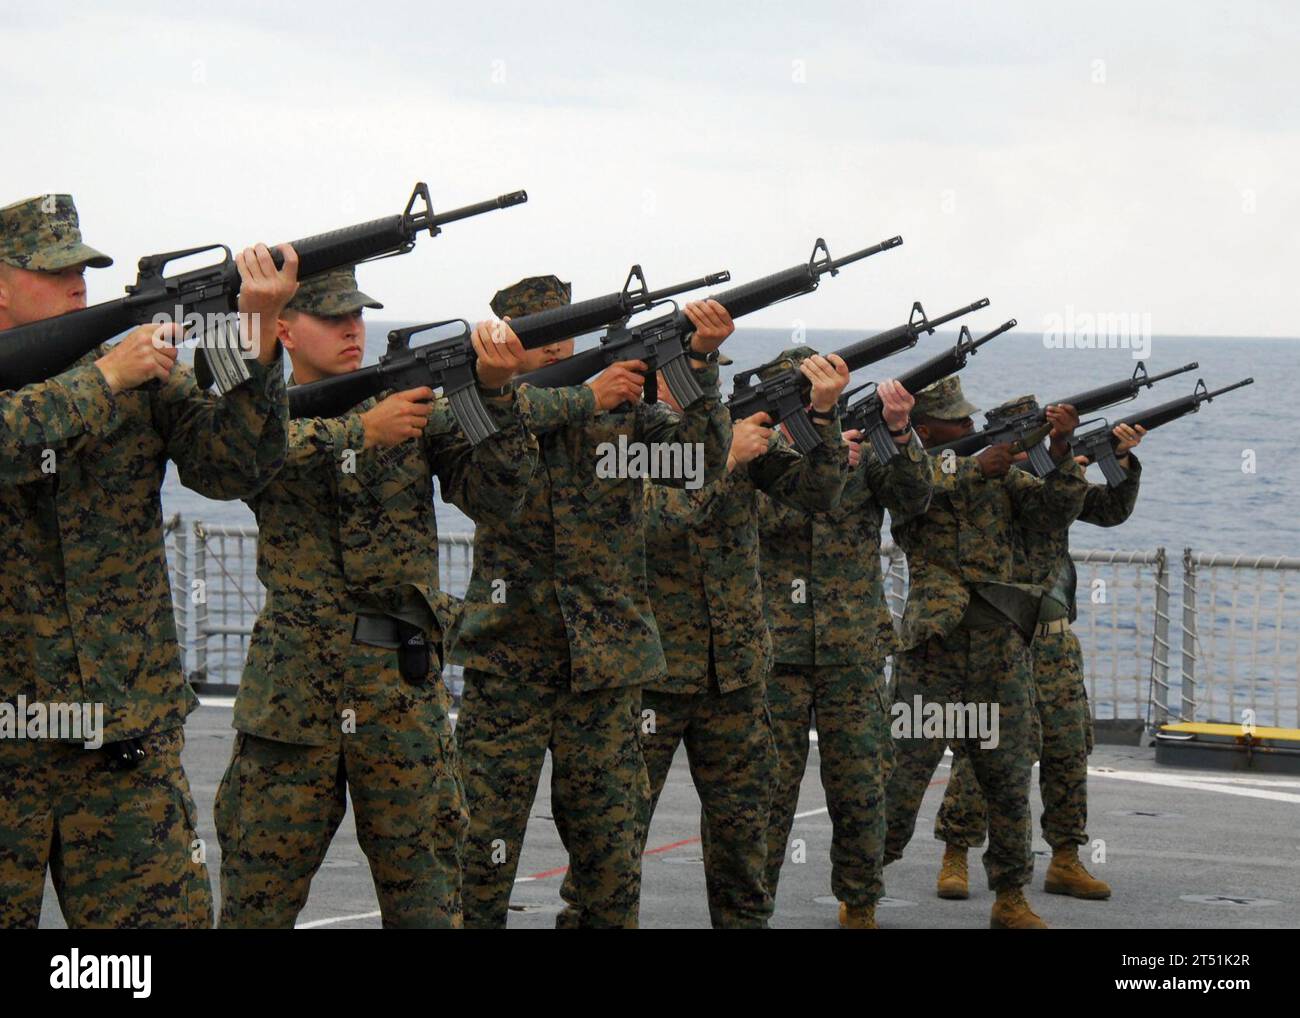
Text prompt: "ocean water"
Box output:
[[164, 327, 1299, 560]]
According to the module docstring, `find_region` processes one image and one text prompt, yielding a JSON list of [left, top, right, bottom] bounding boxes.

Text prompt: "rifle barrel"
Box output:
[[1142, 361, 1200, 386], [430, 190, 529, 227], [826, 235, 903, 271], [1205, 376, 1254, 399]]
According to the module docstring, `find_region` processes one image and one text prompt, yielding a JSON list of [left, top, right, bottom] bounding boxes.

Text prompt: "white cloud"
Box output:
[[4, 0, 1296, 337]]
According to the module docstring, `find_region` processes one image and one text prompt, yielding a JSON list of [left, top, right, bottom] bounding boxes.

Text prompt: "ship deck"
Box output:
[[38, 701, 1300, 929]]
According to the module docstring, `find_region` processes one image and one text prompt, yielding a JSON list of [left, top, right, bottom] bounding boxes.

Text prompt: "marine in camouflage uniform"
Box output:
[[615, 346, 851, 928], [758, 373, 932, 926], [882, 377, 1087, 929], [934, 406, 1142, 900], [0, 195, 289, 928], [214, 269, 538, 928], [450, 276, 731, 929]]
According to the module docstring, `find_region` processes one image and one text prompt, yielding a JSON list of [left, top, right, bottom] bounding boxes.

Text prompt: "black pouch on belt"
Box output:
[[104, 737, 147, 772], [396, 620, 432, 684]]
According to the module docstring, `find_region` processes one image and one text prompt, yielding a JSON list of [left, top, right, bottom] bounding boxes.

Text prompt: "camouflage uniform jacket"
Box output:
[[1016, 454, 1142, 623], [233, 382, 537, 746], [759, 434, 933, 667], [449, 363, 730, 692], [0, 347, 287, 742], [645, 416, 849, 696], [889, 453, 1088, 651]]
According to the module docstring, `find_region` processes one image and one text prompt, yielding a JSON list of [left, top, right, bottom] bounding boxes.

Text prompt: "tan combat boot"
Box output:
[[838, 902, 877, 929], [1044, 845, 1112, 900], [936, 845, 969, 900], [990, 888, 1048, 929]]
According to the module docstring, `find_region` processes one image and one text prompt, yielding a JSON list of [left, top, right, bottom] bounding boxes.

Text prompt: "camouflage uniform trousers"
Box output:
[[935, 629, 1093, 850], [764, 662, 895, 908], [0, 726, 212, 929], [883, 625, 1042, 891], [455, 666, 649, 929], [215, 644, 467, 928], [635, 680, 778, 928]]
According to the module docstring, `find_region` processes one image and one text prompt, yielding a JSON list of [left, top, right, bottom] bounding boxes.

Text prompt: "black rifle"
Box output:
[[729, 297, 990, 453], [841, 318, 1016, 462], [1070, 377, 1255, 486], [933, 360, 1201, 476], [0, 183, 527, 392], [287, 266, 731, 444], [514, 236, 905, 416]]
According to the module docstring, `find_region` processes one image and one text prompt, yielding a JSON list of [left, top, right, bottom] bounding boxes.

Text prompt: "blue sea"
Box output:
[[165, 327, 1299, 560]]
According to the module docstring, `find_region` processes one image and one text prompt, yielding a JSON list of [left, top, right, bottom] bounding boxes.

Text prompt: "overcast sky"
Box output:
[[5, 0, 1296, 338]]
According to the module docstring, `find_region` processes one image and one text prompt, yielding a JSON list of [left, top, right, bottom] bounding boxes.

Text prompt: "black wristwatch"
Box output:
[[808, 409, 836, 425], [688, 347, 719, 365], [888, 419, 912, 438], [476, 381, 512, 398]]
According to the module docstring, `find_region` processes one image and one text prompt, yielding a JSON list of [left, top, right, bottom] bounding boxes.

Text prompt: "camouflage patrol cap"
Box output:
[[753, 345, 818, 382], [989, 393, 1039, 418], [912, 375, 979, 420], [490, 275, 571, 319], [286, 267, 382, 316], [0, 194, 112, 271]]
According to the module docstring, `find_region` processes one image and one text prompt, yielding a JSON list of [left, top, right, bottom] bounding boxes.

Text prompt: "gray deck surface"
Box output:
[[39, 702, 1300, 929]]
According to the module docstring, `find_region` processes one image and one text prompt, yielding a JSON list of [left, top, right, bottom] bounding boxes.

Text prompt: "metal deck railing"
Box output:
[[162, 516, 1299, 728]]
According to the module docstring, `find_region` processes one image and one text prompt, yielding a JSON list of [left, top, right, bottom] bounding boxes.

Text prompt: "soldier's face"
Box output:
[[0, 264, 88, 328], [516, 337, 574, 373], [279, 310, 366, 382], [916, 416, 974, 448]]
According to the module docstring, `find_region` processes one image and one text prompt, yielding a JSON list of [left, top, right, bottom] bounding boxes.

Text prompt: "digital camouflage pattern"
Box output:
[[286, 267, 383, 316], [451, 375, 730, 689], [935, 459, 1143, 851], [759, 435, 931, 666], [455, 667, 648, 928], [0, 347, 287, 743], [765, 662, 895, 905], [592, 413, 849, 927], [233, 380, 536, 746], [890, 445, 1088, 651], [882, 395, 1087, 892], [452, 366, 729, 929], [644, 414, 849, 696], [216, 646, 467, 928], [758, 437, 932, 907], [0, 194, 112, 270], [489, 274, 571, 319], [0, 728, 211, 928], [884, 626, 1043, 889], [219, 338, 536, 927], [639, 680, 777, 927], [911, 375, 978, 420], [0, 263, 285, 928], [935, 629, 1092, 850]]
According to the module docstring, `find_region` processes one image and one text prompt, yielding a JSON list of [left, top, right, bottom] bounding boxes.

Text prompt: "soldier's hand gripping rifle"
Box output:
[[933, 359, 1201, 476], [1070, 376, 1255, 486], [840, 317, 1016, 462], [0, 184, 527, 393], [287, 265, 730, 443], [515, 236, 905, 413], [729, 297, 990, 454]]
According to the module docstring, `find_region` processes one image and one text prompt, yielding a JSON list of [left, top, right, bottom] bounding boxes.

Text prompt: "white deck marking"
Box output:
[[297, 910, 381, 928], [1090, 767, 1300, 804]]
